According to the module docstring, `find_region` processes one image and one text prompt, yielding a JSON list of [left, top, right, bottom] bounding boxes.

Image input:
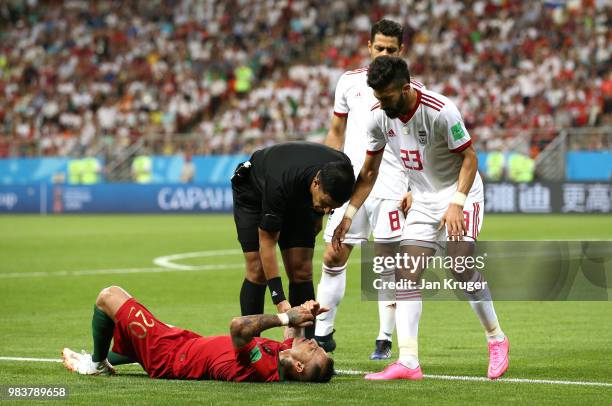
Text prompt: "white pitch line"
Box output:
[[336, 369, 612, 387], [1, 358, 609, 388], [0, 246, 361, 279], [151, 247, 333, 271], [153, 249, 244, 270], [0, 356, 62, 363], [422, 374, 612, 387]]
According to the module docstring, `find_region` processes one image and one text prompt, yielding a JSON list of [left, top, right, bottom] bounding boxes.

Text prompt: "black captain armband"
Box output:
[[267, 277, 287, 305]]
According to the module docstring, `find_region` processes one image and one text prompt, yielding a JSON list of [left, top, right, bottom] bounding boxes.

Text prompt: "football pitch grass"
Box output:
[[0, 214, 611, 405]]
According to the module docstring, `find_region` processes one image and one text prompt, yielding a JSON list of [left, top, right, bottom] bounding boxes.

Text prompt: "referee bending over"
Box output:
[[232, 142, 355, 339]]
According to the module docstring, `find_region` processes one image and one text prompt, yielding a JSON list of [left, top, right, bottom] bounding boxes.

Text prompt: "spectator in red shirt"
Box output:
[[62, 286, 334, 383]]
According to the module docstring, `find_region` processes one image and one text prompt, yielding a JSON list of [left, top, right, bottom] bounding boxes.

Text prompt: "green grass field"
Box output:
[[1, 214, 611, 405]]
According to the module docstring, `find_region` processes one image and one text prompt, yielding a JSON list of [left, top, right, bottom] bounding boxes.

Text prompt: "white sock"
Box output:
[[315, 263, 347, 337], [377, 301, 395, 341], [464, 272, 505, 342], [376, 269, 395, 341], [395, 289, 422, 369]]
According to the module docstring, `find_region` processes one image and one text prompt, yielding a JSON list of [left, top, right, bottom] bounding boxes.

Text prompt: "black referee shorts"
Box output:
[[232, 179, 321, 253]]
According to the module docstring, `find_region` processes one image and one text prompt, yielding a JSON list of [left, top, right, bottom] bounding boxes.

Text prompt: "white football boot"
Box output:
[[62, 348, 116, 376]]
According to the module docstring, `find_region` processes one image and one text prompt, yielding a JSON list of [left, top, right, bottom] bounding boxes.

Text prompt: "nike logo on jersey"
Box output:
[[271, 291, 278, 297]]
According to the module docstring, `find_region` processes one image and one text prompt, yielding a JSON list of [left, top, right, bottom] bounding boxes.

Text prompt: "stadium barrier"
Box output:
[[485, 182, 611, 214], [1, 152, 611, 185], [0, 155, 249, 185], [566, 151, 612, 181], [0, 184, 233, 213], [0, 181, 609, 214]]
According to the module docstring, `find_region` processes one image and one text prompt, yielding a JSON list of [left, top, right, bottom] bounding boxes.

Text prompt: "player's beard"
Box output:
[[383, 92, 408, 119]]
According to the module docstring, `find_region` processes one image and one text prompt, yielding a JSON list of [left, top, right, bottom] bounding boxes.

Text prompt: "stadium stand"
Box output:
[[0, 0, 610, 161]]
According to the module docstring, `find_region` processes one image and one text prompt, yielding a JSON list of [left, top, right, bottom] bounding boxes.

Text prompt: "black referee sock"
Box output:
[[240, 278, 266, 316], [289, 281, 316, 339], [91, 306, 115, 362]]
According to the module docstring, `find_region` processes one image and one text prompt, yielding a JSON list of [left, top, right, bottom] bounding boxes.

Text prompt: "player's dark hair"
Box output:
[[311, 357, 335, 383], [367, 56, 411, 91], [318, 161, 355, 205], [371, 19, 403, 46]]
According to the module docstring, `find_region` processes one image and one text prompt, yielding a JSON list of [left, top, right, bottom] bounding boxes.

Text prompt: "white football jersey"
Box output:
[[333, 68, 424, 200], [366, 88, 484, 212]]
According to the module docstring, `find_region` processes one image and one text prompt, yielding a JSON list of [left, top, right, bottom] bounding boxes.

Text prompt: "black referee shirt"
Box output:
[[248, 142, 351, 232]]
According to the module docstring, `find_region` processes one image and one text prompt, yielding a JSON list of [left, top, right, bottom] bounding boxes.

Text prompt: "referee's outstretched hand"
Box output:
[[332, 218, 352, 251]]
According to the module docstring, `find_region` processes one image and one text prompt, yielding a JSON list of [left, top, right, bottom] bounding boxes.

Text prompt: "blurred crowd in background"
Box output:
[[0, 0, 610, 162]]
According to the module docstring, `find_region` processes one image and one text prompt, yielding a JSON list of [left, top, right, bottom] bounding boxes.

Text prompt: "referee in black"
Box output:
[[232, 141, 355, 338]]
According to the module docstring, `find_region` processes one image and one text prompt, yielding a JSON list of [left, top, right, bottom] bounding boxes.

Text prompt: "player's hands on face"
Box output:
[[276, 300, 291, 314], [439, 203, 466, 241], [332, 217, 352, 251], [399, 191, 413, 216], [286, 306, 315, 327]]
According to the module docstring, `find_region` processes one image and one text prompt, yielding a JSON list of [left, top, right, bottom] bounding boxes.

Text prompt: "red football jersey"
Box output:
[[173, 336, 294, 382], [111, 298, 294, 382]]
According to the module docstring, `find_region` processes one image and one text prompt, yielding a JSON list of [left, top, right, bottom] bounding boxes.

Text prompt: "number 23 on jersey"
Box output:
[[400, 149, 423, 171]]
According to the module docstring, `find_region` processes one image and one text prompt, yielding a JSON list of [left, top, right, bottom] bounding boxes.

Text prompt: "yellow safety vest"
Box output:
[[132, 155, 152, 183], [68, 159, 84, 185], [81, 157, 100, 184], [486, 152, 505, 181]]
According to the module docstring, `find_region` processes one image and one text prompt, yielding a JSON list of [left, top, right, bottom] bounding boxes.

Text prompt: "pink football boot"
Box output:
[[365, 362, 424, 381], [487, 337, 509, 379]]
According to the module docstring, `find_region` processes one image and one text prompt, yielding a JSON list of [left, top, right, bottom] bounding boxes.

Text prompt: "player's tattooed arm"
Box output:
[[230, 314, 282, 348], [230, 307, 315, 348]]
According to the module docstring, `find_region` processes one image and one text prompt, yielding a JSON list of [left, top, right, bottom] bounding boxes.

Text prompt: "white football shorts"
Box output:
[[324, 196, 405, 245], [401, 197, 484, 247]]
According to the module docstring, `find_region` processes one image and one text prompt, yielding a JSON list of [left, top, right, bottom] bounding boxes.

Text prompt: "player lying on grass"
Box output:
[[62, 286, 334, 382]]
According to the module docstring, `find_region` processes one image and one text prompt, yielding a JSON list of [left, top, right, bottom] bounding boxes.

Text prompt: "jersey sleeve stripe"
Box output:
[[346, 67, 368, 75], [366, 147, 385, 155], [450, 139, 472, 153], [423, 97, 444, 108], [333, 111, 348, 117], [421, 94, 444, 108], [421, 94, 445, 107], [410, 80, 424, 88], [475, 202, 480, 239], [472, 202, 477, 239], [396, 293, 422, 299], [421, 101, 441, 111], [370, 102, 381, 111]]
